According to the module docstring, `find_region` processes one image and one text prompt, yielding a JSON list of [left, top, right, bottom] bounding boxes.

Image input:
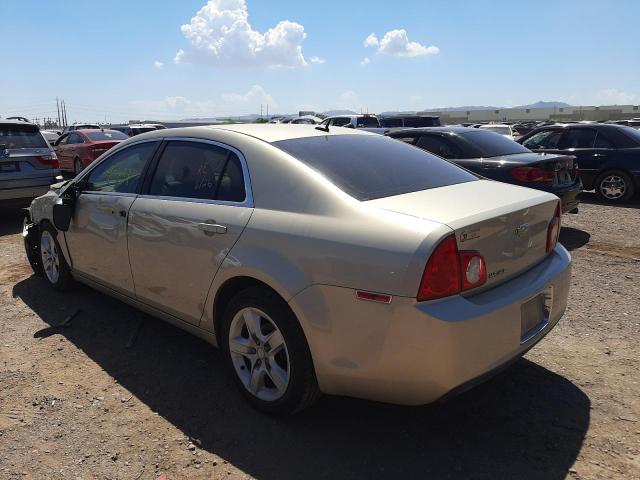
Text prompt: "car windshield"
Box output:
[[273, 135, 477, 201], [480, 126, 511, 135], [0, 124, 48, 149], [85, 130, 128, 141], [621, 126, 640, 145], [459, 130, 530, 157]]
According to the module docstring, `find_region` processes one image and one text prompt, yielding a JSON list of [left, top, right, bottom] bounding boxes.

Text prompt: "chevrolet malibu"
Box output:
[[23, 125, 571, 415]]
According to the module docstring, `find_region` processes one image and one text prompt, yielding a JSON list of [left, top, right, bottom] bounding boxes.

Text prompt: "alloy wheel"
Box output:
[[228, 307, 290, 401], [40, 230, 60, 284], [600, 175, 626, 200]]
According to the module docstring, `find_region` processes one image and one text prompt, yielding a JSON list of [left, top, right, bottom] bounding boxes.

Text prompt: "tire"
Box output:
[[23, 217, 43, 277], [595, 169, 636, 204], [74, 158, 83, 176], [38, 223, 74, 291], [220, 286, 320, 415]]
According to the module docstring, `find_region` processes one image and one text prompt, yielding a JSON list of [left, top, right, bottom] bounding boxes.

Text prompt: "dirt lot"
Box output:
[[0, 193, 639, 480]]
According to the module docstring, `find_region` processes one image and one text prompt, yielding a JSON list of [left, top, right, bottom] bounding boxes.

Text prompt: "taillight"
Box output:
[[417, 235, 487, 302], [546, 203, 561, 253], [36, 154, 60, 169], [511, 166, 553, 183], [460, 252, 487, 291]]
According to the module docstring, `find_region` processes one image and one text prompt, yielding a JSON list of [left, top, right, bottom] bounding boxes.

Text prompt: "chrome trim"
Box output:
[[137, 136, 255, 208]]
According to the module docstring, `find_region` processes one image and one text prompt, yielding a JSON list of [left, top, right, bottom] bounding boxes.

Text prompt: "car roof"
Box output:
[[136, 123, 377, 143], [479, 124, 510, 128], [0, 119, 38, 127], [387, 126, 476, 136]]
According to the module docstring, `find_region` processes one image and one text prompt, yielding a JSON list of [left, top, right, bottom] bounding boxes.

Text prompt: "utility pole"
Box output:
[[260, 104, 263, 120], [56, 97, 61, 127], [266, 104, 269, 119], [62, 100, 68, 126]]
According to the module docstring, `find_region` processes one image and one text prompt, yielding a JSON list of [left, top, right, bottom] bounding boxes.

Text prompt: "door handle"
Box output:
[[593, 153, 607, 157], [197, 222, 227, 235]]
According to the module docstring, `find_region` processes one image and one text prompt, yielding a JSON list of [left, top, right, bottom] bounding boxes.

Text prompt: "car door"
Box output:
[[54, 134, 72, 170], [64, 140, 160, 295], [555, 128, 598, 169], [127, 139, 253, 325]]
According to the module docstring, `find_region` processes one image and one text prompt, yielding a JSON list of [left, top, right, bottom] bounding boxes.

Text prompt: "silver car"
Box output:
[[0, 120, 61, 206], [24, 124, 571, 415]]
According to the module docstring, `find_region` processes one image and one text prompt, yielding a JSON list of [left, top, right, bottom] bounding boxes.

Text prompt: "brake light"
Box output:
[[36, 154, 60, 169], [511, 166, 554, 183], [417, 235, 487, 302], [546, 203, 561, 253]]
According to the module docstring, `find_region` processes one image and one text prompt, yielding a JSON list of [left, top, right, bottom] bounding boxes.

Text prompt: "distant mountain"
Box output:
[[514, 101, 572, 109]]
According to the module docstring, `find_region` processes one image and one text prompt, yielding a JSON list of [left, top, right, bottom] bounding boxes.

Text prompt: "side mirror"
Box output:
[[53, 203, 73, 231]]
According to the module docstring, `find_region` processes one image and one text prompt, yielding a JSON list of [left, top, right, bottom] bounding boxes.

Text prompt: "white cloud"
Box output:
[[360, 57, 371, 66], [594, 88, 637, 105], [153, 60, 165, 69], [363, 33, 379, 48], [221, 85, 276, 108], [176, 0, 308, 68], [129, 85, 276, 118], [309, 56, 326, 64], [364, 29, 439, 58]]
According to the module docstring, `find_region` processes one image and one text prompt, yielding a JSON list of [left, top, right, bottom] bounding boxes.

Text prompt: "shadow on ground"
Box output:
[[579, 191, 640, 210], [0, 208, 25, 237], [12, 275, 589, 480], [559, 227, 591, 251]]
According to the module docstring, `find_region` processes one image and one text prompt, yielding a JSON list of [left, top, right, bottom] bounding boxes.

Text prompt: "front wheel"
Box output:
[[39, 224, 74, 291], [595, 170, 635, 203], [221, 286, 320, 415]]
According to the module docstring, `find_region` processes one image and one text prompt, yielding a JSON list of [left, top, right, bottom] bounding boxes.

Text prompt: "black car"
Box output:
[[379, 115, 441, 128], [517, 123, 640, 203], [386, 127, 582, 213]]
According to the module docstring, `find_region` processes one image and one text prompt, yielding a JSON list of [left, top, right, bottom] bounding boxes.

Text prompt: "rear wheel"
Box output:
[[595, 169, 635, 203], [74, 158, 83, 176], [39, 224, 74, 291], [221, 286, 320, 415]]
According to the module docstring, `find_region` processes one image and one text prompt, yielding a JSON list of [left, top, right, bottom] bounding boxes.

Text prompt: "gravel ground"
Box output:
[[0, 193, 639, 480]]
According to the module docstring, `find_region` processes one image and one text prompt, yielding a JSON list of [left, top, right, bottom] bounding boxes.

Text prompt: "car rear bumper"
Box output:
[[289, 244, 571, 405], [0, 184, 52, 202], [553, 181, 582, 213]]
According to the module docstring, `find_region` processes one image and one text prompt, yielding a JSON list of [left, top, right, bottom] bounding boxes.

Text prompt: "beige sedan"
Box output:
[[24, 124, 571, 415]]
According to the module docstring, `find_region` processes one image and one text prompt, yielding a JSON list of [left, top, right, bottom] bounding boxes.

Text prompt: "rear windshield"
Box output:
[[273, 135, 477, 201], [404, 117, 441, 128], [459, 130, 530, 157], [621, 126, 640, 145], [0, 124, 48, 149], [86, 130, 128, 141]]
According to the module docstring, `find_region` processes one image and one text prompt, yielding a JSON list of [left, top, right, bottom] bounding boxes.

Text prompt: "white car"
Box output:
[[24, 124, 570, 415], [479, 124, 515, 139]]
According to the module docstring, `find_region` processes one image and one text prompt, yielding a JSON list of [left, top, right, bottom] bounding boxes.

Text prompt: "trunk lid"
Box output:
[[366, 179, 559, 291], [483, 152, 578, 186]]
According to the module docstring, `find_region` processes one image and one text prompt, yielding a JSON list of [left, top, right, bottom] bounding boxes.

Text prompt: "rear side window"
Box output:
[[404, 117, 441, 128], [86, 142, 157, 193], [0, 124, 48, 149], [380, 118, 403, 128], [68, 133, 84, 144], [523, 130, 563, 149], [149, 141, 246, 202], [594, 132, 615, 149], [273, 135, 477, 201], [416, 135, 462, 159], [356, 117, 380, 127], [86, 131, 128, 141], [621, 126, 640, 145], [558, 129, 596, 149]]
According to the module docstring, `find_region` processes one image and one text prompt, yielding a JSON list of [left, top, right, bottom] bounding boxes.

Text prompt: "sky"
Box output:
[[2, 0, 639, 123]]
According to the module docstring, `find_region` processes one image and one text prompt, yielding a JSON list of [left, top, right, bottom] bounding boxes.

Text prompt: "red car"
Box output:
[[54, 129, 128, 174]]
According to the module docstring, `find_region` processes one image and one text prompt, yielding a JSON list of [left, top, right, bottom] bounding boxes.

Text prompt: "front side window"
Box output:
[[85, 142, 157, 193], [68, 133, 84, 144], [149, 141, 246, 202], [330, 117, 351, 127], [558, 129, 597, 149], [594, 132, 615, 149], [523, 130, 563, 150]]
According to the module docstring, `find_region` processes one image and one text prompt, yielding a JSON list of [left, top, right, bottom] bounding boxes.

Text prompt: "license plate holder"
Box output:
[[0, 162, 19, 173], [520, 286, 553, 343]]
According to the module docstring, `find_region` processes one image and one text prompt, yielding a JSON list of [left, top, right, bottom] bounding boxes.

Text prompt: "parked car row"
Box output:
[[24, 124, 571, 415]]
